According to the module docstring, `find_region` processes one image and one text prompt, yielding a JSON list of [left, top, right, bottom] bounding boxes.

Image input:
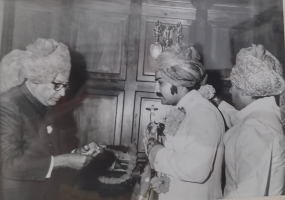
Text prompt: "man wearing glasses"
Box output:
[[0, 38, 100, 200]]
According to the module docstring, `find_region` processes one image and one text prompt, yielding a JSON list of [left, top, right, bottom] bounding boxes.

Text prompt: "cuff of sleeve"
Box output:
[[149, 145, 163, 169], [45, 156, 54, 178]]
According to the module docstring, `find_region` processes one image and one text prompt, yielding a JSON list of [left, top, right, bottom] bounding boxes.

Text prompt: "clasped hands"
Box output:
[[54, 142, 104, 170], [143, 129, 163, 168]]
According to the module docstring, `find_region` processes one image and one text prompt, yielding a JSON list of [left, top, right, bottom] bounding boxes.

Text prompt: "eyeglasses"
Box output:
[[51, 81, 70, 91]]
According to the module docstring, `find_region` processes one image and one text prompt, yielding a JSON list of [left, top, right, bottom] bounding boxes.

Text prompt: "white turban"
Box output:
[[230, 44, 285, 96], [0, 38, 71, 94], [155, 45, 207, 88]]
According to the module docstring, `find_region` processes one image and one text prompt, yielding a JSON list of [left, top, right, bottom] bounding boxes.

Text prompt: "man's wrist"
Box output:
[[54, 154, 68, 168]]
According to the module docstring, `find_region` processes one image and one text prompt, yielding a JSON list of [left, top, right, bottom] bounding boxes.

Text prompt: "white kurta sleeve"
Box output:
[[218, 101, 238, 128], [224, 120, 272, 198], [45, 156, 54, 178], [153, 108, 222, 183]]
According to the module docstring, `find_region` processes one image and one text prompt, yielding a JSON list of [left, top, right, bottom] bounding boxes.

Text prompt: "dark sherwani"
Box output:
[[0, 83, 64, 200]]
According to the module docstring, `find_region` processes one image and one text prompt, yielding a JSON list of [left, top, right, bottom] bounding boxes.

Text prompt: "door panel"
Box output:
[[132, 92, 171, 161], [71, 0, 129, 80], [138, 16, 195, 81], [74, 89, 124, 146], [12, 0, 60, 50]]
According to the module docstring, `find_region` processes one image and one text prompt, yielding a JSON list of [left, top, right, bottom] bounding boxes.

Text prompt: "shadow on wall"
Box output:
[[68, 48, 89, 100], [50, 48, 89, 154]]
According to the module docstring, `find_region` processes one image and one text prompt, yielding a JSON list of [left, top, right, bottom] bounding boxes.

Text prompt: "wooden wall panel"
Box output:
[[74, 89, 124, 146], [212, 0, 258, 8], [204, 22, 254, 69], [74, 0, 131, 15], [71, 0, 130, 80], [96, 0, 131, 4], [203, 0, 259, 70], [142, 0, 196, 20], [12, 0, 60, 50], [132, 92, 171, 160], [138, 17, 195, 82], [0, 0, 4, 55], [209, 0, 258, 22], [73, 12, 127, 78]]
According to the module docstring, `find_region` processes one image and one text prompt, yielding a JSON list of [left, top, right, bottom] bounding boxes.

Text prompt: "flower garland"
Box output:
[[198, 84, 216, 100], [150, 174, 171, 194], [163, 107, 186, 136], [149, 107, 186, 193], [98, 144, 137, 184]]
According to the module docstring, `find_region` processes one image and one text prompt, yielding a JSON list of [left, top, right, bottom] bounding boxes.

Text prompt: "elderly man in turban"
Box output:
[[138, 46, 225, 200], [0, 39, 100, 200], [212, 44, 285, 198]]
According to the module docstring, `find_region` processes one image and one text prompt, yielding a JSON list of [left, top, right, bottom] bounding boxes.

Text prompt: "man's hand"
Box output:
[[74, 142, 102, 157], [54, 154, 93, 170], [143, 129, 164, 168]]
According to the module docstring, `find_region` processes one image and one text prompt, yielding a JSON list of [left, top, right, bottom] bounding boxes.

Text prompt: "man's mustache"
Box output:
[[156, 92, 164, 98]]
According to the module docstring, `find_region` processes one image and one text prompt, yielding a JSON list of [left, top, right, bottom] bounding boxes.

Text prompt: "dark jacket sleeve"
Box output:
[[0, 98, 51, 181]]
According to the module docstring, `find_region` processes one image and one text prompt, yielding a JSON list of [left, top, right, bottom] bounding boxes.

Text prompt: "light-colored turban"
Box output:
[[0, 38, 71, 94], [155, 45, 207, 88], [231, 44, 285, 96]]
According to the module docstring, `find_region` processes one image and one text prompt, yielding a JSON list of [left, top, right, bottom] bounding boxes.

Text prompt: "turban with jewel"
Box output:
[[230, 44, 285, 97], [0, 38, 71, 94], [155, 45, 207, 88]]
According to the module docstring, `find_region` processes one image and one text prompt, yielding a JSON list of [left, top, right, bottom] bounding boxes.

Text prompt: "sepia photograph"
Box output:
[[0, 0, 285, 200]]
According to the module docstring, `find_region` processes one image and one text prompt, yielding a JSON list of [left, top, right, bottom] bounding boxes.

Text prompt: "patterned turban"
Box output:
[[155, 45, 207, 88], [0, 38, 71, 94], [231, 44, 285, 96]]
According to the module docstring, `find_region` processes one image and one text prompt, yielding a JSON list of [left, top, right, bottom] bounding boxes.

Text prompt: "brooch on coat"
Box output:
[[46, 125, 53, 134]]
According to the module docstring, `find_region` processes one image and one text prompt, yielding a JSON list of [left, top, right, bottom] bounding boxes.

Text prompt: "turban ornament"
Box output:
[[230, 44, 285, 96], [0, 38, 71, 94], [155, 46, 207, 88]]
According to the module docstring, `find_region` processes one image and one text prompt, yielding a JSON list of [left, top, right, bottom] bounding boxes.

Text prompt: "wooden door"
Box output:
[[58, 0, 131, 147]]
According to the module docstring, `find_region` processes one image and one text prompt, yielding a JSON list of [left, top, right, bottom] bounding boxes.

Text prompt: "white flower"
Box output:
[[198, 84, 216, 100], [46, 125, 53, 134]]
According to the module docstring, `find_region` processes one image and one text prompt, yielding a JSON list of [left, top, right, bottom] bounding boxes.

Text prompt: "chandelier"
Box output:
[[149, 21, 184, 59]]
